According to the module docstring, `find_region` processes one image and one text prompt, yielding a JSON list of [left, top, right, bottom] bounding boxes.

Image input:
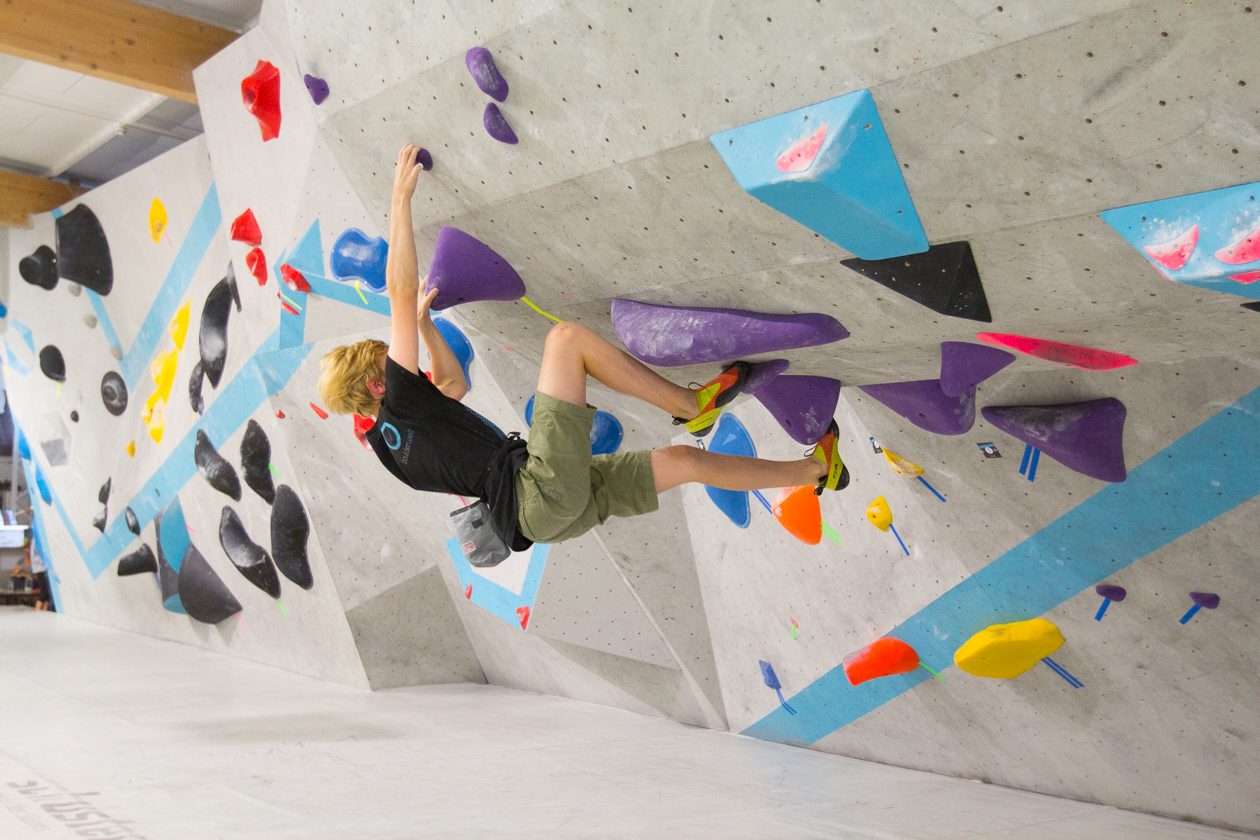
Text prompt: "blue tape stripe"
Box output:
[[743, 386, 1260, 744], [306, 273, 391, 315], [446, 537, 550, 628], [85, 291, 123, 353], [119, 184, 222, 388], [9, 319, 35, 354], [5, 341, 31, 376]]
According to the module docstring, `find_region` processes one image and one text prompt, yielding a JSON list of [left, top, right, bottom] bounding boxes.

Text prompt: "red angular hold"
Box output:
[[246, 248, 267, 284], [241, 59, 281, 141], [230, 209, 262, 246], [843, 638, 921, 686], [352, 413, 375, 448], [516, 606, 530, 630], [464, 584, 473, 600], [275, 410, 286, 419], [279, 263, 311, 293], [309, 402, 329, 419]]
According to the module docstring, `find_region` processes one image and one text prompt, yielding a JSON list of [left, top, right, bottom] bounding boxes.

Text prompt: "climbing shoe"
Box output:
[[673, 361, 751, 437], [809, 419, 850, 495]]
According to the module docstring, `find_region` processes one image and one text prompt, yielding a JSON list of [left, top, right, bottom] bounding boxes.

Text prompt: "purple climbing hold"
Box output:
[[742, 359, 790, 395], [426, 227, 525, 311], [1095, 584, 1127, 601], [465, 47, 509, 102], [860, 379, 976, 436], [754, 374, 842, 445], [939, 341, 1015, 397], [483, 103, 518, 144], [1190, 591, 1220, 609], [303, 73, 330, 105], [417, 147, 433, 171], [981, 398, 1128, 482], [611, 300, 848, 367]]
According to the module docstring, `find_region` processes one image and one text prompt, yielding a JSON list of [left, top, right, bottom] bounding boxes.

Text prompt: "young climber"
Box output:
[[317, 144, 848, 552]]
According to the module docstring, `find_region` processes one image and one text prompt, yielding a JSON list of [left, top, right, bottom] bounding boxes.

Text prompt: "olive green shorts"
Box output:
[[515, 392, 659, 544]]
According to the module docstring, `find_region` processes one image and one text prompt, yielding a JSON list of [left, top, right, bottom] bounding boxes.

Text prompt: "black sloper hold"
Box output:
[[101, 371, 128, 416], [218, 506, 280, 597], [125, 507, 140, 535], [98, 477, 112, 504], [189, 361, 205, 415], [19, 245, 57, 290], [271, 484, 312, 589], [240, 419, 275, 504], [70, 411, 79, 423], [117, 544, 158, 576], [55, 204, 113, 295], [92, 505, 107, 533], [199, 276, 233, 388], [38, 346, 66, 382], [179, 544, 242, 624], [195, 430, 241, 500]]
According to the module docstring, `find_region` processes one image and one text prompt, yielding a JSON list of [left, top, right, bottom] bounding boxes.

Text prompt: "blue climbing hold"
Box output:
[[17, 433, 30, 461], [704, 414, 756, 528], [34, 465, 51, 504], [432, 318, 474, 388], [330, 228, 388, 293], [525, 395, 624, 455]]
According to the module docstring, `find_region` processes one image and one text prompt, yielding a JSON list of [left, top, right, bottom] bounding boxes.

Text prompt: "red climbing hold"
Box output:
[[1142, 224, 1198, 272], [1215, 223, 1260, 265], [353, 413, 374, 448], [230, 209, 262, 246], [1229, 269, 1260, 284], [843, 637, 921, 686], [516, 606, 530, 630], [309, 402, 328, 419], [275, 410, 286, 419], [246, 248, 268, 285], [976, 332, 1138, 371], [776, 124, 828, 173], [279, 263, 311, 293], [464, 584, 473, 600], [241, 59, 281, 141]]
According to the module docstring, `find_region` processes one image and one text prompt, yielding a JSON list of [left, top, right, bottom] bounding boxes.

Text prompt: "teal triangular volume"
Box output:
[[710, 89, 928, 260]]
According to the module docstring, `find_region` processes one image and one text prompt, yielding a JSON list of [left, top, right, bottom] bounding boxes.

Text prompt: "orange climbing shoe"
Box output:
[[809, 420, 850, 495], [673, 361, 751, 437]]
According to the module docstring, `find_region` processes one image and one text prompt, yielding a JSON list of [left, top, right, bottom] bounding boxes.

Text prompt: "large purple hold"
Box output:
[[754, 375, 842, 445], [982, 398, 1127, 482], [939, 341, 1015, 397], [465, 47, 509, 101], [303, 73, 330, 105], [742, 359, 789, 395], [611, 300, 848, 367], [860, 379, 976, 436], [483, 103, 518, 144], [426, 227, 525, 311]]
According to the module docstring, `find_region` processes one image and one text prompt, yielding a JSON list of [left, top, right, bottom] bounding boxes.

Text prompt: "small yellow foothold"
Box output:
[[126, 440, 136, 457], [882, 448, 924, 478], [148, 197, 168, 243], [953, 618, 1065, 679], [864, 495, 893, 532], [169, 301, 191, 349]]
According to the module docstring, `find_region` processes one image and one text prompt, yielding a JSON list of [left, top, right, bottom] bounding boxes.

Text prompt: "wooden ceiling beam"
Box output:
[[0, 168, 86, 229], [0, 0, 238, 104]]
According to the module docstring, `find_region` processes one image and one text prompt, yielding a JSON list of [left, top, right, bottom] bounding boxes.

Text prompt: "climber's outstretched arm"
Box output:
[[386, 143, 424, 375]]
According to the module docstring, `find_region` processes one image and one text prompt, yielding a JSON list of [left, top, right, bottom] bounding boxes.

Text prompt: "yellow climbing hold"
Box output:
[[126, 440, 136, 457], [147, 401, 166, 444], [151, 348, 179, 402], [953, 618, 1065, 679], [169, 301, 190, 349], [882, 448, 924, 478], [864, 495, 893, 532], [148, 197, 168, 243]]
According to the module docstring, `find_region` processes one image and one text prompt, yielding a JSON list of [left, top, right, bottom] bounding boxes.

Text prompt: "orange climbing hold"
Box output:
[[772, 485, 822, 545], [230, 209, 262, 246], [240, 60, 281, 141], [246, 248, 268, 284], [843, 637, 921, 686]]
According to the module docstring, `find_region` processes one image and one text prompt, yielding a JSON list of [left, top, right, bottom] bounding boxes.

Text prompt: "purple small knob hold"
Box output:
[[465, 47, 509, 102], [1179, 591, 1220, 625], [303, 73, 330, 105], [1095, 584, 1127, 602], [483, 103, 518, 144], [416, 147, 433, 171]]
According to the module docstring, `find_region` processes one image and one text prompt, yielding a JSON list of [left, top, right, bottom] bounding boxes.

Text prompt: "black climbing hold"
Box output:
[[842, 240, 992, 323], [179, 544, 242, 624], [226, 263, 242, 312], [69, 411, 79, 423], [100, 371, 128, 416], [219, 506, 280, 597], [189, 361, 205, 415], [38, 346, 65, 382], [19, 245, 57, 290], [98, 477, 111, 504], [1243, 301, 1260, 313], [240, 419, 275, 504], [55, 204, 113, 295], [92, 505, 107, 533], [125, 506, 140, 535], [271, 485, 312, 589], [117, 544, 158, 576], [195, 430, 241, 500], [199, 275, 234, 388]]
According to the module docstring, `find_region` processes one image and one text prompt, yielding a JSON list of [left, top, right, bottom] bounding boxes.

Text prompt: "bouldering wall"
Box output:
[[2, 0, 1258, 832]]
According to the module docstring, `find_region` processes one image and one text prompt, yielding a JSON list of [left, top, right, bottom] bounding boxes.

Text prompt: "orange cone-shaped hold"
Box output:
[[772, 485, 822, 544], [843, 637, 921, 686]]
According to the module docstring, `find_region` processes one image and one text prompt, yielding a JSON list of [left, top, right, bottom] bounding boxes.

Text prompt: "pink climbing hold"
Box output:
[[245, 248, 268, 285], [1142, 224, 1198, 271], [230, 209, 262, 246], [1229, 269, 1260, 284], [279, 263, 311, 293], [240, 60, 282, 141], [516, 606, 530, 630], [976, 333, 1138, 371], [1215, 223, 1260, 265], [776, 123, 828, 173]]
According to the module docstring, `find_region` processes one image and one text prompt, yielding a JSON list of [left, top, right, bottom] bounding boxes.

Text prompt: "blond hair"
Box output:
[[318, 339, 387, 416]]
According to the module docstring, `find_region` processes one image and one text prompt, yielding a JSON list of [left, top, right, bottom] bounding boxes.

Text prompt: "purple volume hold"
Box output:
[[465, 47, 509, 101], [859, 379, 977, 436], [939, 341, 1015, 397], [754, 374, 842, 445], [483, 103, 518, 144], [982, 398, 1127, 482], [742, 359, 790, 395], [426, 227, 525, 311], [611, 299, 848, 366]]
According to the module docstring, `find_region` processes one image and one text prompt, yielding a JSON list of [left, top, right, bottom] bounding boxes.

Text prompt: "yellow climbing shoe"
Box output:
[[673, 361, 750, 437], [809, 420, 850, 495]]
